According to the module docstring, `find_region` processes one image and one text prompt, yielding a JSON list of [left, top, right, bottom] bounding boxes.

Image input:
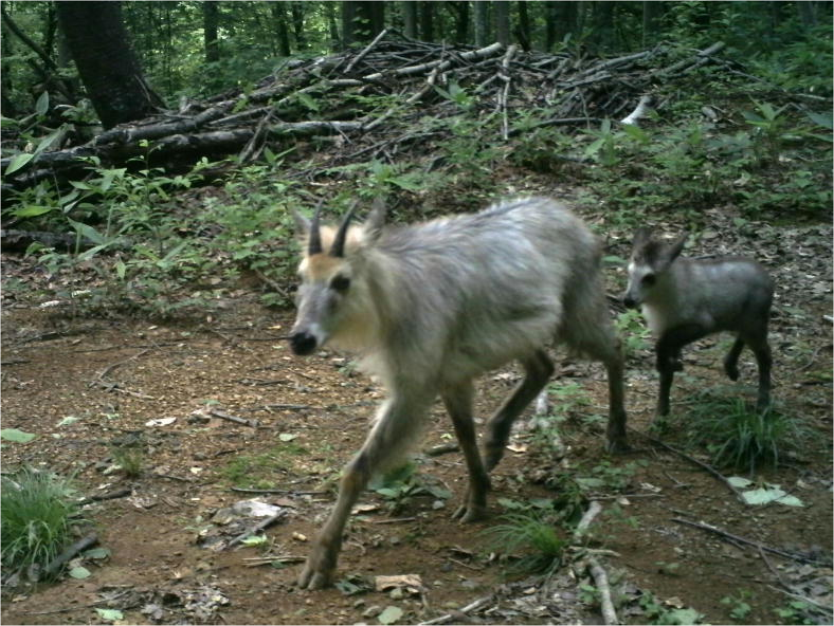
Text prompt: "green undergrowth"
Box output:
[[1, 467, 86, 579]]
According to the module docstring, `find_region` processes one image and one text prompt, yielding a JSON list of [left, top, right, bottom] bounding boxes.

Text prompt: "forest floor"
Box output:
[[1, 194, 832, 626]]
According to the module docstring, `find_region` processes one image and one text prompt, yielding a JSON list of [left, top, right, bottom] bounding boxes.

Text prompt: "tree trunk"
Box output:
[[516, 0, 531, 51], [494, 0, 510, 46], [797, 0, 817, 30], [56, 1, 162, 129], [325, 1, 340, 50], [419, 1, 434, 42], [593, 1, 615, 53], [291, 2, 306, 50], [402, 0, 417, 38], [203, 1, 219, 63], [271, 2, 292, 57], [343, 1, 384, 46], [642, 1, 662, 48], [474, 1, 490, 46], [448, 1, 469, 44]]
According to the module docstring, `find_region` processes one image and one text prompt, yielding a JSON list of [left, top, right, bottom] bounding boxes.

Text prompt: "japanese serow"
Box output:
[[289, 197, 628, 589], [623, 228, 774, 418]]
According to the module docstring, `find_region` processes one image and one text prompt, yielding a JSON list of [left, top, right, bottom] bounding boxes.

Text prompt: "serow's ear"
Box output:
[[633, 226, 652, 247], [364, 196, 387, 244], [290, 207, 310, 238], [667, 232, 688, 262]]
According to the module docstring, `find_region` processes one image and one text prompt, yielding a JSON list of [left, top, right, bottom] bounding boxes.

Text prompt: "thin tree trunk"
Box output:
[[402, 0, 417, 38], [204, 1, 219, 63], [516, 0, 531, 50], [420, 1, 434, 42], [494, 0, 510, 45], [56, 1, 162, 129], [271, 2, 291, 56], [291, 2, 306, 50], [642, 1, 662, 48], [474, 1, 490, 46]]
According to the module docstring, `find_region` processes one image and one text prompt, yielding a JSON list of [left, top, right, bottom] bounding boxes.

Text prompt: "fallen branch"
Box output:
[[671, 517, 818, 563], [43, 533, 98, 578], [419, 595, 493, 625], [588, 556, 619, 625], [208, 409, 261, 428], [225, 510, 288, 550]]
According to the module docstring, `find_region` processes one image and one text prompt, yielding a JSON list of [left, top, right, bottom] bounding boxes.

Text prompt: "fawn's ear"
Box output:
[[667, 232, 688, 262], [633, 227, 652, 248]]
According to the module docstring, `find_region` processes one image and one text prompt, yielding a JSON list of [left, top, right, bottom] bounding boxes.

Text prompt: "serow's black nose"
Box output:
[[290, 332, 317, 356], [622, 296, 637, 309]]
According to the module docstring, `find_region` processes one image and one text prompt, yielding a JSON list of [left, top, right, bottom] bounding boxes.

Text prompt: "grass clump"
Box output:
[[484, 512, 566, 577], [684, 389, 809, 473], [1, 467, 84, 577]]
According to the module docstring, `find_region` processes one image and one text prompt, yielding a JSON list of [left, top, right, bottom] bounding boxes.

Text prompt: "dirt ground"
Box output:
[[1, 211, 832, 625]]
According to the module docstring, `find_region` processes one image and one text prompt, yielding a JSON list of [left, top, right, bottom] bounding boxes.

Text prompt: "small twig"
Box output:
[[364, 516, 417, 525], [636, 428, 745, 504], [448, 557, 483, 571], [574, 500, 603, 540], [424, 442, 460, 457], [345, 28, 389, 73], [208, 409, 261, 428], [230, 486, 329, 496], [43, 533, 98, 577], [419, 595, 493, 625], [671, 517, 817, 563], [768, 585, 834, 615], [588, 556, 619, 625], [244, 555, 305, 567], [758, 545, 790, 590], [79, 487, 132, 506], [225, 510, 288, 550]]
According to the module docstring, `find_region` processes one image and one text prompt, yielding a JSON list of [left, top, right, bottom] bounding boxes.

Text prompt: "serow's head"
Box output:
[[622, 228, 687, 309], [288, 199, 386, 356]]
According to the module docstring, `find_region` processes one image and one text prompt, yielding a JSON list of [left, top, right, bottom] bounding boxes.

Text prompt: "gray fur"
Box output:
[[291, 196, 628, 589], [623, 230, 774, 418]]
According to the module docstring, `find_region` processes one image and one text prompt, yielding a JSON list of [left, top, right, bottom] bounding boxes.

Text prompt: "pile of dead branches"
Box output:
[[1, 32, 739, 192]]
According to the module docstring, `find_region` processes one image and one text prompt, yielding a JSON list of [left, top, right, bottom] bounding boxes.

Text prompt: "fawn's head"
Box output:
[[623, 228, 687, 309]]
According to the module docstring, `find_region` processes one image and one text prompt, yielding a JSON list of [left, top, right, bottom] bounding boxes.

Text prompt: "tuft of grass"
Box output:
[[1, 467, 84, 577], [684, 389, 809, 473], [483, 512, 566, 576], [111, 445, 144, 478]]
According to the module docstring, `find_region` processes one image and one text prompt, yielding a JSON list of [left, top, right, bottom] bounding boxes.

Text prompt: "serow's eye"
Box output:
[[642, 274, 656, 287], [331, 275, 351, 292]]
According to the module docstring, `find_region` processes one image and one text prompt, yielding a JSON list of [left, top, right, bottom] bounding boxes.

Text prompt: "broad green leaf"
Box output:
[[57, 416, 80, 427], [241, 535, 268, 547], [115, 260, 127, 280], [727, 476, 753, 488], [35, 91, 49, 116], [278, 433, 297, 442], [5, 152, 35, 175], [13, 204, 54, 218], [69, 566, 91, 579], [67, 218, 106, 245], [666, 607, 703, 625], [806, 110, 833, 129], [83, 547, 112, 559], [95, 608, 124, 622], [378, 606, 403, 625], [35, 128, 62, 155], [0, 428, 37, 443], [296, 92, 320, 111], [775, 494, 804, 507], [742, 486, 786, 506]]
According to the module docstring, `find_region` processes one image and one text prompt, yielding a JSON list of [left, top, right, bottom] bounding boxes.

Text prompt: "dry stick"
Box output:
[[588, 556, 619, 626], [209, 409, 261, 428], [419, 595, 493, 625], [635, 428, 746, 504], [43, 533, 98, 577], [345, 28, 389, 73], [225, 510, 288, 550], [671, 517, 815, 564], [230, 486, 329, 496], [574, 500, 603, 539], [79, 487, 132, 506]]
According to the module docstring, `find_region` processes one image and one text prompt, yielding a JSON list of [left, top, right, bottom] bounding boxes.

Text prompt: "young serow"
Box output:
[[623, 228, 774, 418], [289, 197, 628, 589]]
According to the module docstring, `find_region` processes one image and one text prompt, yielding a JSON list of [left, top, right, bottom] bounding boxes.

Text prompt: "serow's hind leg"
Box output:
[[482, 350, 554, 472]]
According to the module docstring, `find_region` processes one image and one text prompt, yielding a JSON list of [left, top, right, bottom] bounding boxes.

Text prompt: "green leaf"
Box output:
[[57, 416, 80, 427], [296, 92, 320, 112], [665, 607, 703, 625], [5, 152, 35, 175], [35, 128, 62, 155], [95, 608, 124, 622], [241, 535, 268, 547], [115, 260, 127, 280], [378, 606, 403, 625], [67, 218, 106, 245], [69, 566, 91, 579], [741, 486, 786, 506], [775, 494, 804, 507], [35, 91, 49, 116], [83, 547, 112, 559], [0, 428, 37, 443], [278, 433, 297, 442], [806, 111, 833, 129], [13, 204, 54, 218], [727, 476, 753, 488]]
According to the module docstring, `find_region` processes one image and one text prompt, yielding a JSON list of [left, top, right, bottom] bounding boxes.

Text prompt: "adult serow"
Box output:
[[623, 228, 774, 418], [289, 197, 628, 590]]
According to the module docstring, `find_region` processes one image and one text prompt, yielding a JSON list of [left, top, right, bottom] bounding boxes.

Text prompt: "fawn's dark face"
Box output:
[[623, 229, 687, 309]]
